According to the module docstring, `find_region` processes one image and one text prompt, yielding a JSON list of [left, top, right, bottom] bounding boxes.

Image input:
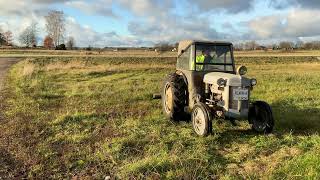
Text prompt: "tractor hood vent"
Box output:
[[203, 72, 251, 86]]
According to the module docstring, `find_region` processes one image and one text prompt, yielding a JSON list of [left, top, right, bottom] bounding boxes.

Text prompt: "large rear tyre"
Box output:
[[249, 101, 274, 133], [162, 73, 187, 122], [192, 103, 212, 136]]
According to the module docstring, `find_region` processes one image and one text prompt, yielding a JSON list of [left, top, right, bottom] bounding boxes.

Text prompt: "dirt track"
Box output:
[[0, 58, 21, 91]]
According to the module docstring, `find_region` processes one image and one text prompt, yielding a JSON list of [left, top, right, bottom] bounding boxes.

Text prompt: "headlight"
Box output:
[[237, 66, 247, 76], [251, 78, 257, 86], [217, 78, 227, 86]]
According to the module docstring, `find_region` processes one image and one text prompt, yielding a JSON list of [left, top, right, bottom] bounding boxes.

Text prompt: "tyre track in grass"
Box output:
[[0, 58, 21, 91], [0, 58, 23, 178]]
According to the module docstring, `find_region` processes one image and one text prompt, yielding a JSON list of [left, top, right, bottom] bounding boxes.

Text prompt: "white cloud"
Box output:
[[270, 0, 320, 9], [65, 17, 147, 47], [118, 0, 173, 17], [248, 9, 320, 39], [119, 0, 226, 44], [66, 0, 116, 17], [190, 0, 255, 13]]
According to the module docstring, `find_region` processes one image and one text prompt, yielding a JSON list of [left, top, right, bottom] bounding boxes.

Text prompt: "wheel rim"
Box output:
[[164, 83, 173, 114], [192, 107, 206, 135]]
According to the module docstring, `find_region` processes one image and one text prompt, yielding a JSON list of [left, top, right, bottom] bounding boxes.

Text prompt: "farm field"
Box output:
[[1, 55, 320, 179], [1, 49, 320, 58]]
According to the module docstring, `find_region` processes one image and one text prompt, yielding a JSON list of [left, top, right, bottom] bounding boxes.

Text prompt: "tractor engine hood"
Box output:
[[203, 72, 252, 87]]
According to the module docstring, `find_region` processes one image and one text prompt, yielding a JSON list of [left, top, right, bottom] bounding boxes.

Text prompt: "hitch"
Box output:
[[152, 94, 161, 99]]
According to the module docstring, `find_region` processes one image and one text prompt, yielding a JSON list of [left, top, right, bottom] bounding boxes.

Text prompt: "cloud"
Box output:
[[65, 17, 149, 47], [31, 0, 71, 4], [190, 0, 255, 13], [119, 0, 226, 44], [248, 9, 320, 39], [66, 0, 116, 17], [0, 0, 61, 17], [127, 17, 223, 43], [118, 0, 174, 17], [270, 0, 320, 9], [0, 0, 116, 18]]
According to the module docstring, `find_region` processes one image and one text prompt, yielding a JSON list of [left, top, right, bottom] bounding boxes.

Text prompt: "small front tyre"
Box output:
[[192, 103, 212, 136], [249, 101, 274, 133]]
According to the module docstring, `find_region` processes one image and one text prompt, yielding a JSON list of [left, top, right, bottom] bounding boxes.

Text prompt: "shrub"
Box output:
[[55, 44, 66, 50]]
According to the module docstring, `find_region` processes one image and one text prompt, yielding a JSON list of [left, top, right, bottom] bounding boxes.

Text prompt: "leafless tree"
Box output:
[[45, 10, 65, 47], [234, 43, 245, 51], [0, 33, 5, 46], [3, 31, 13, 46], [154, 42, 174, 52], [66, 36, 75, 50], [19, 23, 38, 47], [295, 41, 304, 49], [279, 41, 294, 50], [244, 41, 259, 50]]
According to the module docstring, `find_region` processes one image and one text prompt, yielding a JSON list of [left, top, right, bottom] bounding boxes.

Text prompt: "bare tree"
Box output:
[[3, 31, 13, 46], [244, 41, 259, 50], [19, 23, 38, 47], [0, 33, 5, 46], [66, 36, 75, 50], [279, 41, 294, 50], [154, 42, 173, 52], [45, 10, 65, 47], [295, 41, 304, 49], [234, 43, 245, 51], [310, 41, 320, 49]]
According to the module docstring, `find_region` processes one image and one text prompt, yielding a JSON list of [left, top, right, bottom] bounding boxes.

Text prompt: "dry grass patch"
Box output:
[[240, 147, 301, 177], [22, 60, 36, 76]]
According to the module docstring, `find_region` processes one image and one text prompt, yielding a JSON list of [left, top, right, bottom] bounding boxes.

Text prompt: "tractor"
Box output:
[[161, 40, 274, 136]]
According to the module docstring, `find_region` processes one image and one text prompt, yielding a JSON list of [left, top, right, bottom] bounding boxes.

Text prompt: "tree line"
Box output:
[[233, 40, 320, 51], [155, 40, 320, 52], [0, 10, 75, 50]]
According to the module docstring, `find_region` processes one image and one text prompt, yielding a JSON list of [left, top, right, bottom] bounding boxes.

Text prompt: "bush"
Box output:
[[86, 46, 92, 51], [55, 44, 66, 50]]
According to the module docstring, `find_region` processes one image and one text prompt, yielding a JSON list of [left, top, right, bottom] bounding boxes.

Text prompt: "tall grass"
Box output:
[[0, 56, 320, 179]]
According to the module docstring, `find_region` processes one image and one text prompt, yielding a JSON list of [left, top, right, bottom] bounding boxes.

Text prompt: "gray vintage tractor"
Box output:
[[161, 40, 274, 136]]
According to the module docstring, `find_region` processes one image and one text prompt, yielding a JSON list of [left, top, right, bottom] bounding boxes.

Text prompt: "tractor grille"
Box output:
[[229, 86, 249, 110]]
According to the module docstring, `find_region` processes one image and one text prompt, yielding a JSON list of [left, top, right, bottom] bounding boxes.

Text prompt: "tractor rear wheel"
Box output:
[[249, 101, 274, 133], [162, 73, 187, 122], [192, 103, 212, 136]]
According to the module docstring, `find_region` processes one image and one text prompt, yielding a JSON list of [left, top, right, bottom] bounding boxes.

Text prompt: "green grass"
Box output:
[[1, 56, 320, 179]]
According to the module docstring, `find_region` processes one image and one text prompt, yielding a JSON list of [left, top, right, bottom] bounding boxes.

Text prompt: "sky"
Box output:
[[0, 0, 320, 47]]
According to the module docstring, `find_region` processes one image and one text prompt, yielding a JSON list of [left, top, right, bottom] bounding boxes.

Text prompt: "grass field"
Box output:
[[1, 55, 320, 179], [0, 49, 177, 58], [1, 49, 320, 58]]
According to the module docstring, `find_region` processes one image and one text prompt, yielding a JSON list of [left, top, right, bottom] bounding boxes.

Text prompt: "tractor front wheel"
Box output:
[[249, 101, 274, 133], [192, 103, 212, 136]]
